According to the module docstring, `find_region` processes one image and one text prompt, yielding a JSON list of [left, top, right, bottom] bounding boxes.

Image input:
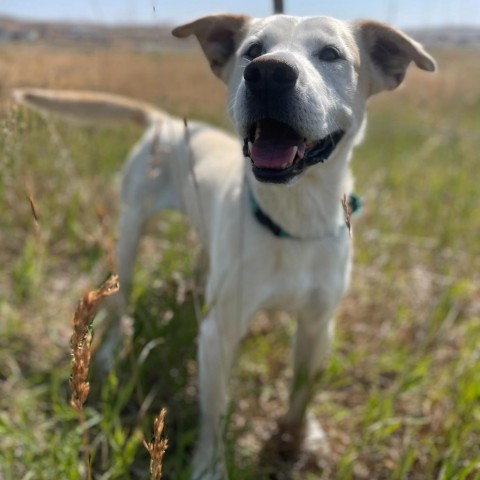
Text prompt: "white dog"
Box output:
[[14, 13, 435, 479]]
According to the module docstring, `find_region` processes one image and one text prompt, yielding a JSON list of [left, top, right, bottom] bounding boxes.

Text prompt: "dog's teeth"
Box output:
[[291, 146, 298, 161], [255, 123, 262, 141], [248, 141, 253, 154], [297, 140, 306, 159], [281, 146, 298, 168]]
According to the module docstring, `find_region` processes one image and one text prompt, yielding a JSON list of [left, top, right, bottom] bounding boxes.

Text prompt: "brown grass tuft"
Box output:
[[143, 408, 168, 480], [69, 274, 120, 479]]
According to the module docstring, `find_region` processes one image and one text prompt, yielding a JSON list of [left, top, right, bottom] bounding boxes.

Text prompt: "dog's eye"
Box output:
[[318, 45, 343, 62], [244, 43, 264, 60]]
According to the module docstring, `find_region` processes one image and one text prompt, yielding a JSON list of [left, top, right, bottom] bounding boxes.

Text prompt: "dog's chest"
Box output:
[[261, 237, 351, 310], [208, 226, 351, 315]]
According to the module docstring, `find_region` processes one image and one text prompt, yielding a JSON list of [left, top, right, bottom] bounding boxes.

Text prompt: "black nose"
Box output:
[[244, 56, 299, 94]]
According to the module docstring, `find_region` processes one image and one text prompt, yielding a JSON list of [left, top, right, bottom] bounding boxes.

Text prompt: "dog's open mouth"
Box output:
[[243, 119, 344, 183]]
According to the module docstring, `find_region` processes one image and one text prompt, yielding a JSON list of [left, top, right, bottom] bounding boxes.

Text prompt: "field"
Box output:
[[0, 42, 479, 479]]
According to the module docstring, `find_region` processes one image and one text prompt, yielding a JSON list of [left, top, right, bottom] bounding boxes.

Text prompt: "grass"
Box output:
[[0, 43, 479, 479]]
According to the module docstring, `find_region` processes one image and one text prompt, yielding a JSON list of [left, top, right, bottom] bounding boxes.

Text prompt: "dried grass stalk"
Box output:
[[341, 194, 352, 237], [69, 274, 119, 409], [143, 408, 168, 480], [27, 192, 40, 224], [26, 187, 41, 238], [69, 274, 120, 479]]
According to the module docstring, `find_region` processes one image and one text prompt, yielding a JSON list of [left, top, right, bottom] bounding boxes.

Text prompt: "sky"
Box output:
[[0, 0, 479, 29]]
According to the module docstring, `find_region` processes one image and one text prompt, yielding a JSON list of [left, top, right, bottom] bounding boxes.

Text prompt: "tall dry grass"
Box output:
[[69, 275, 119, 479], [0, 45, 227, 123]]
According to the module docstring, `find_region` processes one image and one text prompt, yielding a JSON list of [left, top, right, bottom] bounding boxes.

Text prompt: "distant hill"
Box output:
[[1, 15, 479, 50], [0, 15, 195, 51], [407, 26, 480, 48]]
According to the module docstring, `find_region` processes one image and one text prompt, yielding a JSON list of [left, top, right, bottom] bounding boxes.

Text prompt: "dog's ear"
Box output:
[[356, 20, 436, 96], [172, 14, 250, 82]]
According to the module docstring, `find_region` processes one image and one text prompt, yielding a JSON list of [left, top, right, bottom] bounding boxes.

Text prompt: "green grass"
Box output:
[[1, 48, 480, 479]]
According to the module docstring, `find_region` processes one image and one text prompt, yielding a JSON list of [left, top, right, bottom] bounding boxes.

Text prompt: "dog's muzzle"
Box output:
[[242, 56, 345, 183]]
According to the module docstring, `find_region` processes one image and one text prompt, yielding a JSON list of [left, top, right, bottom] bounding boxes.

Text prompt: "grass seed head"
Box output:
[[143, 408, 168, 480], [69, 274, 120, 411]]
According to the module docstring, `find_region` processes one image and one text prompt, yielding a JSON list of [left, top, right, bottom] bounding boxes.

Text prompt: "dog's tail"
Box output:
[[12, 88, 166, 127]]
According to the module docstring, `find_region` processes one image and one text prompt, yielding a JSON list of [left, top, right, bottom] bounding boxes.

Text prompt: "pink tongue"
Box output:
[[251, 137, 305, 169]]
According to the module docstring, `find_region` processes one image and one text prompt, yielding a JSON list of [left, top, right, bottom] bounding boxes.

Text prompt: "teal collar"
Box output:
[[249, 189, 361, 240]]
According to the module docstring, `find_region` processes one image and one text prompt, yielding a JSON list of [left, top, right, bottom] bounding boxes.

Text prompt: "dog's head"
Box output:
[[173, 14, 435, 184]]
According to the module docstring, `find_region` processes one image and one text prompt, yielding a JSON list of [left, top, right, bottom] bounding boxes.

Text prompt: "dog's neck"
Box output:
[[246, 138, 355, 240]]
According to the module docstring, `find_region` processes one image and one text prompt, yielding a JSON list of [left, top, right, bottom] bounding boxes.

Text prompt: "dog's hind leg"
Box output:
[[96, 126, 181, 367], [94, 203, 150, 368]]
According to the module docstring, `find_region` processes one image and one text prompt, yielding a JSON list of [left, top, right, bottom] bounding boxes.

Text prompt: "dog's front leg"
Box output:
[[193, 306, 247, 480], [276, 307, 336, 461]]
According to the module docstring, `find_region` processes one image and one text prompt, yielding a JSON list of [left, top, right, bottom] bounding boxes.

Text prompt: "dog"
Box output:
[[14, 13, 435, 479]]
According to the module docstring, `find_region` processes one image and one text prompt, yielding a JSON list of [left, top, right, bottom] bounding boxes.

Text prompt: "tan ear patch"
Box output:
[[172, 14, 250, 81], [356, 20, 436, 95]]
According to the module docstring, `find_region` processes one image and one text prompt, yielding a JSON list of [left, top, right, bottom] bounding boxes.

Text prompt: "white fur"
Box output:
[[13, 13, 435, 480]]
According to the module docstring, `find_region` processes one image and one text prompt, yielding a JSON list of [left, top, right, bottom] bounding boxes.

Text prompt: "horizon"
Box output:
[[0, 0, 479, 30], [2, 12, 480, 31]]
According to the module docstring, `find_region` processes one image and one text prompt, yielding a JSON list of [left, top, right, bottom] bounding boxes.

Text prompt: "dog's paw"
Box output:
[[258, 414, 329, 476], [297, 414, 330, 470]]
